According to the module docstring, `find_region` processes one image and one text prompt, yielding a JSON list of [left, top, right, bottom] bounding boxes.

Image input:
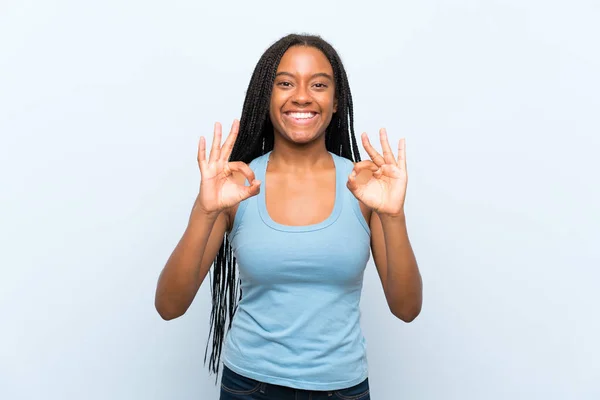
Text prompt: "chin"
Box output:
[[283, 130, 322, 144]]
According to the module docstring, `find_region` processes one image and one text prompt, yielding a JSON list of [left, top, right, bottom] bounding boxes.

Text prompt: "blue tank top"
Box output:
[[222, 151, 371, 391]]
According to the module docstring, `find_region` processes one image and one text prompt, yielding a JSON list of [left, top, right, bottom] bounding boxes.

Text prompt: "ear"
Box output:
[[333, 98, 338, 113]]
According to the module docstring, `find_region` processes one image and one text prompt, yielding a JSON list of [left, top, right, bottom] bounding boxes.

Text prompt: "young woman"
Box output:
[[155, 33, 423, 400]]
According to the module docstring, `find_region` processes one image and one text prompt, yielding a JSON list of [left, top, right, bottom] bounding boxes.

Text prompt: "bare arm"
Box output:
[[370, 210, 422, 322], [154, 120, 260, 320], [349, 130, 422, 322], [154, 202, 229, 320]]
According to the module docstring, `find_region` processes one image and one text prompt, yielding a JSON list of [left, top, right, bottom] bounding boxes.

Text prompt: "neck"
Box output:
[[269, 135, 332, 172]]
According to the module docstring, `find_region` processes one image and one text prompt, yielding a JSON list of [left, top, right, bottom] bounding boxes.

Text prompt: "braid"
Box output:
[[204, 33, 361, 379]]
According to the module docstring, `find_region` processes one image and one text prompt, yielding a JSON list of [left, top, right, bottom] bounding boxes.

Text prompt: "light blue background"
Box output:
[[1, 1, 598, 399]]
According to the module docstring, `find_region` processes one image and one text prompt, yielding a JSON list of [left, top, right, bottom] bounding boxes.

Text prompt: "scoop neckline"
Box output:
[[258, 151, 343, 233]]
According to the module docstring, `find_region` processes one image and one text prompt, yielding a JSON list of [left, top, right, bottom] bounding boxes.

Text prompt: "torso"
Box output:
[[222, 152, 372, 389]]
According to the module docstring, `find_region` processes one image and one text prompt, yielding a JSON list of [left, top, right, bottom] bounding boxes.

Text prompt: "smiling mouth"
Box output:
[[283, 111, 318, 125], [285, 111, 317, 118]]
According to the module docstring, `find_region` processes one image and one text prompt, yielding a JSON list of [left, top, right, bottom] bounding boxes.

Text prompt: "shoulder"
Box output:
[[331, 154, 374, 221], [330, 153, 355, 174], [331, 153, 375, 180]]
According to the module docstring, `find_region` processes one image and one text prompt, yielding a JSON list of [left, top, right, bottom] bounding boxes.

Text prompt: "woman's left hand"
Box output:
[[347, 128, 408, 217]]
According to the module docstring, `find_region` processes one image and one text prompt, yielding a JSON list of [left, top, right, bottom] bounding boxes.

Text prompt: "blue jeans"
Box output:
[[219, 366, 371, 400]]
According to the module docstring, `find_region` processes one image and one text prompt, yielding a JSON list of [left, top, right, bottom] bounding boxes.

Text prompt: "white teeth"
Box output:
[[287, 112, 316, 119]]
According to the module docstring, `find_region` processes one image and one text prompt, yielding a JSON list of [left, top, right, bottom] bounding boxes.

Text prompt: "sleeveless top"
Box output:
[[221, 151, 371, 391]]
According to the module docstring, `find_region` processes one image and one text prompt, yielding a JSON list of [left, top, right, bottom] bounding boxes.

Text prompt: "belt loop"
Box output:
[[328, 391, 333, 397], [259, 382, 267, 394]]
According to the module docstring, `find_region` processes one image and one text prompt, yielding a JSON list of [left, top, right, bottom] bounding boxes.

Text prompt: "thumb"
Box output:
[[346, 172, 359, 192], [239, 180, 261, 201]]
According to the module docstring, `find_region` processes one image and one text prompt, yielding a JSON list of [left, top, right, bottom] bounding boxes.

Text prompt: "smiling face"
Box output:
[[269, 45, 338, 145]]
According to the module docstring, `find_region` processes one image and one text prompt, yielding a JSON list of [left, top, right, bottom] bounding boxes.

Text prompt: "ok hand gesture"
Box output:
[[196, 120, 261, 215], [347, 129, 408, 217]]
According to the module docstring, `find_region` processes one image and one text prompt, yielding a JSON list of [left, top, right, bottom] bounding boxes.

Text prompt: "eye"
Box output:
[[277, 81, 292, 87], [313, 83, 328, 89]]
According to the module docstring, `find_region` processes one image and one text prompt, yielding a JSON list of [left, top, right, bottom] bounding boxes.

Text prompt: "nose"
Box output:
[[291, 84, 312, 105]]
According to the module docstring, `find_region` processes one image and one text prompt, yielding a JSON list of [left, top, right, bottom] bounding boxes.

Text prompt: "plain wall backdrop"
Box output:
[[1, 1, 599, 399]]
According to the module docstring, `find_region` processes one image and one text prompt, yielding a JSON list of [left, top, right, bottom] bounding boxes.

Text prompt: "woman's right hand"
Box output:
[[195, 120, 261, 216]]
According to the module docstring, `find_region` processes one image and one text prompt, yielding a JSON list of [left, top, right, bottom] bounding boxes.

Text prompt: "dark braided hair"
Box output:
[[204, 33, 362, 379]]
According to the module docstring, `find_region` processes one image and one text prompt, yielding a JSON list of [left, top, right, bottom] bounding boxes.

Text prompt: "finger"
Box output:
[[350, 160, 379, 176], [361, 133, 385, 167], [208, 122, 222, 163], [228, 161, 261, 202], [239, 180, 261, 201], [197, 136, 206, 166], [220, 119, 240, 162], [347, 160, 378, 191], [380, 128, 397, 165], [346, 174, 359, 192], [227, 161, 257, 184], [376, 164, 399, 178], [346, 169, 360, 191], [397, 138, 407, 171]]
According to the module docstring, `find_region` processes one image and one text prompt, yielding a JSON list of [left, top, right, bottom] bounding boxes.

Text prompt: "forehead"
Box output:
[[276, 46, 333, 76]]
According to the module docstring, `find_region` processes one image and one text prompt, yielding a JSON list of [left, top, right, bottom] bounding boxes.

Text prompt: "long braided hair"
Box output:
[[204, 33, 362, 377]]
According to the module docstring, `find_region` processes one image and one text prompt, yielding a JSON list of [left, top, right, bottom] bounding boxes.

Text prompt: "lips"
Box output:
[[283, 111, 319, 126], [285, 111, 317, 119]]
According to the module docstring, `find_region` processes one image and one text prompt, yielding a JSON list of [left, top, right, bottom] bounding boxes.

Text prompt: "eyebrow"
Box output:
[[275, 71, 334, 81]]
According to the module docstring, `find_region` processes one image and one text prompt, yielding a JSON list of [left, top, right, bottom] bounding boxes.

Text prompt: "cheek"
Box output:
[[269, 102, 281, 126], [269, 92, 285, 115], [319, 92, 336, 112], [268, 95, 279, 121]]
